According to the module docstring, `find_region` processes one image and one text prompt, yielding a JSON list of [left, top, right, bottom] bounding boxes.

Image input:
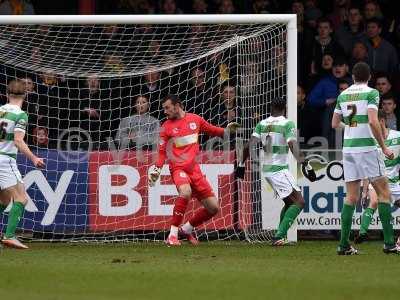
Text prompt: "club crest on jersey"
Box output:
[[189, 122, 197, 130], [172, 128, 179, 134], [180, 171, 187, 178]]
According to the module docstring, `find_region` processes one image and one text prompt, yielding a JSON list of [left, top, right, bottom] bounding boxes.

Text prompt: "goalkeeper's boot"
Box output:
[[271, 236, 286, 246], [354, 232, 368, 244], [178, 228, 199, 246], [337, 245, 358, 255], [383, 244, 400, 254], [165, 235, 181, 247], [1, 237, 29, 249]]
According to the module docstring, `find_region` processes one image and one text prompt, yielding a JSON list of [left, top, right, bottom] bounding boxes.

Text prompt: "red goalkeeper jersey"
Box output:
[[155, 113, 225, 170]]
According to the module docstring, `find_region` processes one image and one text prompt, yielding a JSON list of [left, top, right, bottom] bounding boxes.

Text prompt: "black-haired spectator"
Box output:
[[374, 73, 393, 97], [338, 78, 350, 92], [297, 84, 318, 146], [308, 57, 350, 147], [218, 0, 235, 14], [349, 41, 369, 69], [192, 0, 208, 14], [381, 93, 398, 130], [335, 6, 367, 56], [160, 0, 182, 14], [116, 95, 160, 150], [307, 17, 345, 78], [327, 0, 351, 30], [365, 18, 398, 74], [364, 0, 383, 21], [0, 0, 35, 15], [304, 0, 323, 30], [252, 0, 278, 14]]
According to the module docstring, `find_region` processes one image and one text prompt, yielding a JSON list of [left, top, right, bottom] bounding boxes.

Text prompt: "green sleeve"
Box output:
[[253, 122, 262, 138], [14, 112, 28, 132], [367, 89, 379, 108], [284, 120, 296, 141]]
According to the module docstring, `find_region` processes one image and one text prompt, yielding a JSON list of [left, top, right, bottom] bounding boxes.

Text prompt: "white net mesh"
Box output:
[[0, 22, 288, 242]]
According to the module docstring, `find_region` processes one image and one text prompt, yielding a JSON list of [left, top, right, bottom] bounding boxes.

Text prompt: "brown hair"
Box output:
[[7, 80, 26, 96], [352, 62, 370, 83]]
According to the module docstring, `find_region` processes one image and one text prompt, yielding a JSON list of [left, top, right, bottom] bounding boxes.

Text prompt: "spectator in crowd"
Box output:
[[192, 0, 208, 14], [308, 56, 350, 147], [349, 41, 369, 69], [304, 0, 323, 29], [184, 66, 213, 120], [31, 126, 49, 148], [335, 6, 367, 56], [116, 95, 160, 150], [309, 53, 334, 87], [374, 73, 393, 97], [218, 0, 235, 14], [338, 78, 350, 92], [104, 54, 125, 74], [381, 93, 398, 130], [79, 76, 112, 150], [117, 0, 155, 14], [365, 18, 398, 74], [327, 0, 350, 30], [160, 0, 182, 14], [363, 0, 383, 21], [307, 18, 345, 78], [297, 83, 318, 146], [252, 0, 278, 14], [139, 67, 166, 117], [0, 0, 35, 14]]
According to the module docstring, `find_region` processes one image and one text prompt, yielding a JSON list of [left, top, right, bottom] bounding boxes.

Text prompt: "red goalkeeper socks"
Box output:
[[171, 197, 188, 227], [189, 208, 214, 227]]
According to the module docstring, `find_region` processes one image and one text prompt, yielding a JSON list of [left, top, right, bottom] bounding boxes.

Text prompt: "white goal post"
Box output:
[[0, 14, 297, 242]]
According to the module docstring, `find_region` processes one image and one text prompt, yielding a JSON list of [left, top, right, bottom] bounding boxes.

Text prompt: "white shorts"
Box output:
[[0, 155, 23, 190], [264, 170, 300, 199], [389, 183, 400, 202], [343, 150, 385, 182]]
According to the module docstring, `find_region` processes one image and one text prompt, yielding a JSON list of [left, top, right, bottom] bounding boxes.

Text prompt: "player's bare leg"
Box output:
[[180, 196, 219, 245], [338, 180, 360, 255], [166, 184, 191, 246], [1, 183, 29, 250], [355, 182, 378, 244], [370, 177, 399, 253], [272, 190, 304, 246]]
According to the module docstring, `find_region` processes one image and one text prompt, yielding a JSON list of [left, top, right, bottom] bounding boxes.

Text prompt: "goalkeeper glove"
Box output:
[[301, 159, 317, 182], [235, 162, 245, 179], [148, 166, 161, 186], [226, 122, 241, 134]]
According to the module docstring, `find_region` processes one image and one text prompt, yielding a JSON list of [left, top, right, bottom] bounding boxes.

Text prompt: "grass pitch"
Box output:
[[0, 241, 399, 300]]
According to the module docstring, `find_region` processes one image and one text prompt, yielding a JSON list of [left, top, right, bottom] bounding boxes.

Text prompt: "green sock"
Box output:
[[275, 204, 302, 239], [378, 202, 395, 245], [339, 203, 355, 248], [279, 205, 288, 225], [0, 203, 7, 214], [5, 202, 25, 239], [359, 207, 376, 235]]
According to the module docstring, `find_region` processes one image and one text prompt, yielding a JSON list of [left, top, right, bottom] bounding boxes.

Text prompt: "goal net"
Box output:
[[0, 15, 296, 242]]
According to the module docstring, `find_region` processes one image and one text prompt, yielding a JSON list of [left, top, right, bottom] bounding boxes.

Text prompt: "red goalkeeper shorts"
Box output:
[[171, 164, 215, 200]]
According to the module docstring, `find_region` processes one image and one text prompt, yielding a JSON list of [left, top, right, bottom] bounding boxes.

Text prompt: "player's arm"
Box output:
[[149, 125, 168, 186], [286, 120, 317, 182], [235, 134, 260, 179], [332, 98, 345, 129], [13, 114, 45, 168], [199, 116, 240, 137], [367, 90, 393, 159]]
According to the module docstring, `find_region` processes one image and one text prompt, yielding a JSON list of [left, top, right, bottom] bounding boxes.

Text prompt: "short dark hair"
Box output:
[[317, 17, 332, 28], [381, 92, 396, 103], [162, 94, 182, 106], [271, 97, 286, 112], [352, 62, 370, 82], [337, 78, 350, 88], [366, 17, 382, 28]]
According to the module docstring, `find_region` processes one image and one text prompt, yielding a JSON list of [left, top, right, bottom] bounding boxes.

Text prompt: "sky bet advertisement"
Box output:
[[262, 154, 400, 230], [0, 150, 237, 234]]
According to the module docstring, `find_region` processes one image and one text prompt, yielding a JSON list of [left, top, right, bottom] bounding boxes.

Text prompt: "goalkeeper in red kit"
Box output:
[[148, 94, 240, 246]]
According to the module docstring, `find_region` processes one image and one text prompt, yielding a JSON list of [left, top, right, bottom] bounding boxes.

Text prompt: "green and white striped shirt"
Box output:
[[334, 83, 379, 153], [384, 129, 400, 183], [0, 104, 28, 159], [252, 116, 296, 174]]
